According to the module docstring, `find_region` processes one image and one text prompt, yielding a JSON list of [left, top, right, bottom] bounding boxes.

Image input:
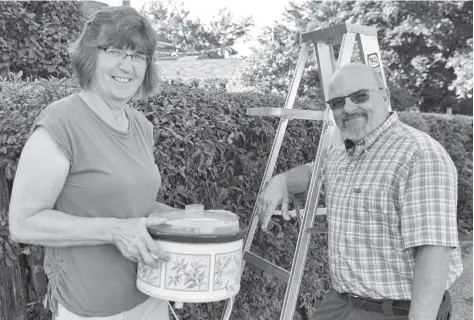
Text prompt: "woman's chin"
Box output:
[[110, 93, 134, 102]]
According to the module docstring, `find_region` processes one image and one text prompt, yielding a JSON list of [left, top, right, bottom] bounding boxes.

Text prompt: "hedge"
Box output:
[[0, 1, 84, 79], [0, 75, 472, 319]]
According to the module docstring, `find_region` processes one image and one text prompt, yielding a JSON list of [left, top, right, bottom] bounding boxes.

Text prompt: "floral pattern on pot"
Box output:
[[165, 254, 211, 291], [138, 263, 161, 288], [213, 249, 241, 291]]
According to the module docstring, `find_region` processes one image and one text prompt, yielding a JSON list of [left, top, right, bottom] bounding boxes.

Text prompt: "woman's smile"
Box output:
[[112, 76, 132, 83]]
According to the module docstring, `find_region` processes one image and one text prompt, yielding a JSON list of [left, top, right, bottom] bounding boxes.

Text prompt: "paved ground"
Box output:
[[450, 233, 473, 320]]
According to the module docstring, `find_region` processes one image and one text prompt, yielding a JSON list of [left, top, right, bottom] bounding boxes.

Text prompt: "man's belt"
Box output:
[[339, 291, 452, 318], [339, 292, 410, 316]]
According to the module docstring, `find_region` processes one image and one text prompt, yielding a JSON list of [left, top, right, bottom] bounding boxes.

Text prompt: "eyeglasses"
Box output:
[[326, 88, 383, 110], [98, 46, 152, 67]]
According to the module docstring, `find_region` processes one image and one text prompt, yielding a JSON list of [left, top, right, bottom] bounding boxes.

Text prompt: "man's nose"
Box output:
[[343, 97, 358, 113]]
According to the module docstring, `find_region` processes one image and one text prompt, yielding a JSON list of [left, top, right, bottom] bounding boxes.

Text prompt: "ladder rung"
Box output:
[[316, 208, 327, 215], [301, 22, 377, 44], [272, 207, 327, 218], [305, 227, 328, 234], [243, 250, 290, 283], [246, 108, 325, 121]]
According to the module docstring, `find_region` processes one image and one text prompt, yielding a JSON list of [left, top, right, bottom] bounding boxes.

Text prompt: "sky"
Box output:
[[98, 0, 303, 56]]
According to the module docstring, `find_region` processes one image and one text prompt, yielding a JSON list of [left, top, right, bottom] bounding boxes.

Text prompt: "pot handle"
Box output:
[[168, 297, 235, 320]]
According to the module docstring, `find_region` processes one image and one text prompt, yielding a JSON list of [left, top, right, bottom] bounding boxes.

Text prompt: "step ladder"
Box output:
[[222, 23, 391, 320]]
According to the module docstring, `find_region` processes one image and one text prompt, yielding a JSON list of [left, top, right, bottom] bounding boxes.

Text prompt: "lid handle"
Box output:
[[184, 204, 205, 218]]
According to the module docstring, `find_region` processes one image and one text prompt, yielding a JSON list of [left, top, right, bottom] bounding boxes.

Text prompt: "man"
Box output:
[[257, 63, 462, 320]]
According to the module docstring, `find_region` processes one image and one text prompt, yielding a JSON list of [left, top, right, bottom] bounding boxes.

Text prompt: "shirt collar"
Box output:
[[344, 112, 399, 155]]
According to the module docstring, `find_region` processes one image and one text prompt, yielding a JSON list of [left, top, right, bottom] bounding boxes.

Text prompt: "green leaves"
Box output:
[[141, 1, 254, 58], [0, 76, 79, 184], [0, 76, 471, 319], [237, 0, 473, 115], [0, 1, 83, 80], [0, 238, 21, 268]]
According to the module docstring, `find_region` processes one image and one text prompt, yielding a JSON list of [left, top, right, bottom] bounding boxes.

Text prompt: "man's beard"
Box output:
[[339, 113, 371, 141]]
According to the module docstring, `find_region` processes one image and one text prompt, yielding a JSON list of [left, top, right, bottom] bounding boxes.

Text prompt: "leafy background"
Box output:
[[0, 0, 472, 319], [0, 75, 472, 319], [0, 1, 83, 79], [233, 1, 473, 115]]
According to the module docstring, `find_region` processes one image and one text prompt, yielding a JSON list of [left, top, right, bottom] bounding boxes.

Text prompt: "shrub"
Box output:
[[134, 82, 328, 319], [0, 1, 84, 79], [423, 114, 472, 232], [162, 77, 230, 93], [0, 76, 472, 319], [0, 75, 326, 319]]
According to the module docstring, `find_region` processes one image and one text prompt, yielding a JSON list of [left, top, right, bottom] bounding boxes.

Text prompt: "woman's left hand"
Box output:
[[109, 216, 170, 268]]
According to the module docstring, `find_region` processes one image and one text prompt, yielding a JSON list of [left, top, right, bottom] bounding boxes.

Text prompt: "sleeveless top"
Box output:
[[29, 93, 161, 317]]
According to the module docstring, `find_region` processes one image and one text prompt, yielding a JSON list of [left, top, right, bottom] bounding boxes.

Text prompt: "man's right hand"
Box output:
[[256, 174, 292, 231], [108, 217, 171, 268]]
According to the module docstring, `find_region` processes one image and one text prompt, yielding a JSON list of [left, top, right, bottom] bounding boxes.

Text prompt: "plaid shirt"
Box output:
[[307, 113, 463, 300]]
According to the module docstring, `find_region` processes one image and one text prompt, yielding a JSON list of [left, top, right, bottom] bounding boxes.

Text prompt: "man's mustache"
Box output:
[[341, 112, 366, 121]]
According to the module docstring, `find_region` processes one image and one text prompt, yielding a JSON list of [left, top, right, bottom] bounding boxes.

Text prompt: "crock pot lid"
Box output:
[[148, 208, 241, 236]]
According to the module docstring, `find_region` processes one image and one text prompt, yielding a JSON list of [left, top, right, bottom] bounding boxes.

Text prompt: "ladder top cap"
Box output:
[[301, 23, 378, 43]]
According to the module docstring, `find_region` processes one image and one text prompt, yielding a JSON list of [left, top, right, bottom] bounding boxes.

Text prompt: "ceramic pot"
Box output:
[[136, 204, 246, 307]]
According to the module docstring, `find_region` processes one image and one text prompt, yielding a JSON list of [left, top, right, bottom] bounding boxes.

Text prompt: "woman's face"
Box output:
[[92, 47, 148, 105]]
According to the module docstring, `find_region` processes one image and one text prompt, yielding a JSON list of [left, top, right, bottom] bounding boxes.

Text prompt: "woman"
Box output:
[[8, 6, 174, 320]]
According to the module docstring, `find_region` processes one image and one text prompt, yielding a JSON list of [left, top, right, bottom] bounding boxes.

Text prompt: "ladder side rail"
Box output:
[[279, 120, 333, 320], [336, 32, 357, 70], [282, 41, 313, 113], [220, 41, 311, 320], [280, 35, 358, 318], [329, 31, 357, 146], [241, 42, 311, 259], [356, 34, 392, 111], [328, 39, 336, 72]]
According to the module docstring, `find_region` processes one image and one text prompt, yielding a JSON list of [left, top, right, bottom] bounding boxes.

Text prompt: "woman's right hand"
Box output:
[[109, 217, 170, 268]]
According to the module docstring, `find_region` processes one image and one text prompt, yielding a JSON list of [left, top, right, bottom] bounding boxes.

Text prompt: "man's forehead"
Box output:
[[328, 65, 379, 97]]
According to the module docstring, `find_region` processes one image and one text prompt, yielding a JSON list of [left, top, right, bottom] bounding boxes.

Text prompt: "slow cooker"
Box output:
[[136, 204, 246, 313]]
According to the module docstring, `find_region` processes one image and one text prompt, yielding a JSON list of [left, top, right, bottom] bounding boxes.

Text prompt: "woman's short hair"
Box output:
[[68, 6, 161, 100]]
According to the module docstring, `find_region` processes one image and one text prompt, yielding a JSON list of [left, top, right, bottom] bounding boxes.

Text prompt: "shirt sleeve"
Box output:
[[401, 145, 459, 250], [29, 104, 74, 164]]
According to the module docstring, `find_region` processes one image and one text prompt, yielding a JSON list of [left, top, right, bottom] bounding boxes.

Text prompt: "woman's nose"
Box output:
[[117, 56, 134, 71]]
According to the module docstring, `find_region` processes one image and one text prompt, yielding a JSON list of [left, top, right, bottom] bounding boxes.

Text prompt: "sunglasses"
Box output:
[[326, 88, 383, 110]]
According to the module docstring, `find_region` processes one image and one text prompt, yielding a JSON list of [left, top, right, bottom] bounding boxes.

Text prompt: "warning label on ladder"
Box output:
[[367, 53, 381, 72]]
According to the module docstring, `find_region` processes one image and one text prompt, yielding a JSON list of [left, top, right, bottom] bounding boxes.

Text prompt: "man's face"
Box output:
[[327, 67, 389, 141]]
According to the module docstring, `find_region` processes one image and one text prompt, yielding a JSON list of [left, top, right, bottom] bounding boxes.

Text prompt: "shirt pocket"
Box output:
[[352, 188, 399, 229]]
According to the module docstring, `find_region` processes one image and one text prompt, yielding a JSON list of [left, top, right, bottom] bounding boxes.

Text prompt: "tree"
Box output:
[[209, 8, 254, 58], [140, 0, 254, 58], [237, 1, 473, 115]]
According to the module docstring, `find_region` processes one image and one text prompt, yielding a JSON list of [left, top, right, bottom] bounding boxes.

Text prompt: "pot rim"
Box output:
[[147, 227, 248, 243]]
